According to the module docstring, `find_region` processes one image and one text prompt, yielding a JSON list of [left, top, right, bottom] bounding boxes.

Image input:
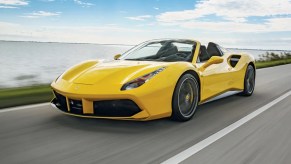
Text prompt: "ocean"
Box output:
[[0, 41, 289, 88]]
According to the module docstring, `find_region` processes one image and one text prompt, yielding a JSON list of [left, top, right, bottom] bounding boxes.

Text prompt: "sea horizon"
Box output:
[[1, 39, 290, 52]]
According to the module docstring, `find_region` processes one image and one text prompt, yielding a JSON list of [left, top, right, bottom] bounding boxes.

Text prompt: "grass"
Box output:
[[255, 52, 291, 69], [0, 85, 52, 109], [255, 58, 291, 69], [0, 52, 291, 109]]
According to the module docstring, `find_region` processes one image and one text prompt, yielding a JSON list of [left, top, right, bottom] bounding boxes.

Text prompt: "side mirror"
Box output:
[[199, 56, 223, 71], [114, 54, 121, 60]]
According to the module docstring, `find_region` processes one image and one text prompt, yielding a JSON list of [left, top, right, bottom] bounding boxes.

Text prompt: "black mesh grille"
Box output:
[[69, 99, 83, 114], [54, 91, 67, 112], [93, 100, 141, 117]]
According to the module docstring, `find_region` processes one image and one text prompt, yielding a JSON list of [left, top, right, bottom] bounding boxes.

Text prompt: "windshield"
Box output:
[[120, 39, 196, 62]]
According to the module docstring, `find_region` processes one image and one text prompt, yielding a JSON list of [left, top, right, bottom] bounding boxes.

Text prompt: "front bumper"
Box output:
[[50, 77, 174, 120], [51, 90, 151, 120]]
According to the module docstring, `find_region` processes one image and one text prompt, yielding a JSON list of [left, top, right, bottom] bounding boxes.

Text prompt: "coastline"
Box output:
[[1, 40, 290, 51]]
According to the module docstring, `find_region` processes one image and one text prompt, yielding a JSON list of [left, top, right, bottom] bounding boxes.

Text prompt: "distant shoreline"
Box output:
[[0, 39, 290, 52], [0, 40, 135, 47]]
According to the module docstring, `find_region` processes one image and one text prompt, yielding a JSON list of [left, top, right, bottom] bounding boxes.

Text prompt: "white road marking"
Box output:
[[0, 103, 49, 113], [162, 90, 291, 164]]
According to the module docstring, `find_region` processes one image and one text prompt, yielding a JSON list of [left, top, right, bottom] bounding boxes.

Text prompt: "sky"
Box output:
[[0, 0, 290, 49]]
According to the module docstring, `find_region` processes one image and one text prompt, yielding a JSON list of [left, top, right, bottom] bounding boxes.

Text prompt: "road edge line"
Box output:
[[162, 90, 291, 164], [0, 103, 49, 113]]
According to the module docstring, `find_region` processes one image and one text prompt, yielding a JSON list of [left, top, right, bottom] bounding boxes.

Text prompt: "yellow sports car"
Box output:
[[51, 39, 255, 121]]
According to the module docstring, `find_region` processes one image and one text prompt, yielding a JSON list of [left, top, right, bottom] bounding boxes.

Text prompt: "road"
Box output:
[[1, 64, 291, 164]]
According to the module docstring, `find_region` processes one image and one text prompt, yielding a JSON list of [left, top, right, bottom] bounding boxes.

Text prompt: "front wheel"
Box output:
[[171, 74, 199, 122], [240, 65, 255, 96]]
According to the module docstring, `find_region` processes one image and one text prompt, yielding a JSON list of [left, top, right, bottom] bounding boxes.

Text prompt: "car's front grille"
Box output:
[[52, 90, 141, 117], [69, 99, 83, 114], [93, 100, 141, 117], [53, 91, 67, 112]]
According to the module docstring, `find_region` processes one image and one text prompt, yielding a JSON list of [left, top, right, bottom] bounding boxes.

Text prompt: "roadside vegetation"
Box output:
[[0, 85, 52, 109], [255, 52, 291, 69], [0, 52, 291, 109]]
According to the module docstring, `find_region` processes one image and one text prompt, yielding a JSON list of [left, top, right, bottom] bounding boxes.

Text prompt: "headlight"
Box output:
[[121, 67, 166, 90]]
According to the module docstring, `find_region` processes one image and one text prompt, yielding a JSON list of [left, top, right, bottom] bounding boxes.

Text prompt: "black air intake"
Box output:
[[53, 91, 68, 112], [93, 100, 141, 117]]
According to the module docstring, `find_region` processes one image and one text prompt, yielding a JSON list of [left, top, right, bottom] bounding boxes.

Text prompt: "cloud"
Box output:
[[0, 21, 150, 44], [21, 11, 61, 18], [0, 21, 19, 27], [154, 7, 159, 10], [164, 17, 291, 33], [40, 0, 55, 2], [0, 20, 290, 49], [265, 17, 291, 32], [0, 5, 18, 8], [0, 0, 28, 5], [0, 0, 28, 8], [156, 0, 291, 33], [73, 0, 94, 7], [157, 0, 291, 23], [126, 15, 152, 21], [136, 23, 156, 27], [157, 10, 199, 23]]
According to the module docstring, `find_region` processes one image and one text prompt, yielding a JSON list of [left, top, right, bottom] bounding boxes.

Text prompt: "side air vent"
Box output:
[[229, 55, 241, 67]]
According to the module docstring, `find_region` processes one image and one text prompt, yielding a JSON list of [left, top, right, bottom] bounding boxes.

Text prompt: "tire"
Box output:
[[239, 65, 255, 96], [171, 74, 199, 121]]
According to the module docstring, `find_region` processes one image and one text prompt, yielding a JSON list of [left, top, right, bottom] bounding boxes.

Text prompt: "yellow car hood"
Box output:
[[64, 60, 168, 85]]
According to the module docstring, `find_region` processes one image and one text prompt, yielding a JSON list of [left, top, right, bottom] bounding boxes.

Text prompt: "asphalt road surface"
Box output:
[[1, 64, 291, 164]]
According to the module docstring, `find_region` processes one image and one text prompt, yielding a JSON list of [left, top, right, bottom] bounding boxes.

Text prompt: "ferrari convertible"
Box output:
[[51, 39, 255, 121]]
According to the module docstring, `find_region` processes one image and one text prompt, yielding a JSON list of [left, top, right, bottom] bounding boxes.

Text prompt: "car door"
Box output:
[[196, 44, 233, 102], [199, 57, 232, 102]]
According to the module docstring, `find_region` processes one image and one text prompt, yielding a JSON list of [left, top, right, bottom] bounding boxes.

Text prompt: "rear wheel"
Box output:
[[240, 65, 255, 96], [171, 74, 199, 121]]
